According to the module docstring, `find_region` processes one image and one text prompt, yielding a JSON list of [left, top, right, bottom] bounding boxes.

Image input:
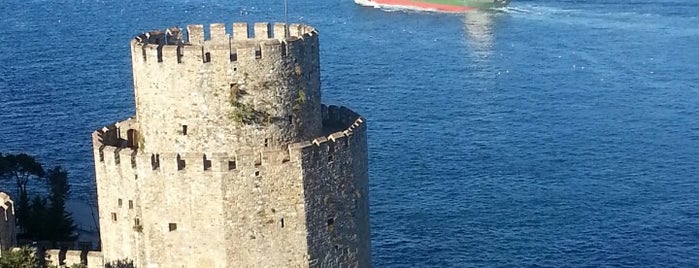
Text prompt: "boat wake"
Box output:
[[353, 0, 466, 14], [354, 0, 381, 9], [496, 3, 687, 32], [491, 6, 530, 14]]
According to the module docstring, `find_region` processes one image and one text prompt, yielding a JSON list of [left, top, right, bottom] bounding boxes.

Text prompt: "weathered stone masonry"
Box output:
[[0, 193, 16, 251], [92, 22, 371, 268]]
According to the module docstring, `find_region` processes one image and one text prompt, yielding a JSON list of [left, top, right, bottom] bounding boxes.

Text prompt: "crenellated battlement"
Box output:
[[44, 248, 103, 268], [93, 105, 363, 174], [132, 22, 317, 64], [135, 23, 314, 44], [0, 193, 13, 220]]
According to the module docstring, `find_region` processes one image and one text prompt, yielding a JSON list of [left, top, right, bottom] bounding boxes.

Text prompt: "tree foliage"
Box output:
[[45, 167, 77, 242], [27, 196, 49, 239], [0, 153, 44, 230], [0, 247, 41, 268], [0, 153, 77, 243]]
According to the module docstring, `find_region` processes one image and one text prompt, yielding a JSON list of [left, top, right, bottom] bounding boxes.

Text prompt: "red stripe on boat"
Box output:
[[369, 0, 476, 12]]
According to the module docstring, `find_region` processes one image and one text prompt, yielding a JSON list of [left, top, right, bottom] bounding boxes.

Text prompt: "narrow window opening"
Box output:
[[151, 154, 160, 170], [281, 42, 287, 56], [126, 129, 137, 148], [169, 223, 177, 231], [118, 199, 123, 207], [99, 150, 104, 162], [264, 138, 269, 147], [326, 217, 334, 227], [203, 154, 212, 171], [176, 46, 183, 63], [231, 54, 238, 62], [255, 49, 262, 59], [280, 218, 285, 228], [131, 155, 137, 169], [288, 115, 293, 125], [182, 125, 188, 135], [128, 200, 134, 209], [157, 46, 163, 63], [114, 151, 120, 164], [228, 160, 237, 170], [177, 154, 186, 170], [328, 154, 334, 162], [328, 143, 335, 163], [204, 52, 211, 63], [111, 213, 117, 222], [134, 218, 140, 226], [254, 170, 260, 177]]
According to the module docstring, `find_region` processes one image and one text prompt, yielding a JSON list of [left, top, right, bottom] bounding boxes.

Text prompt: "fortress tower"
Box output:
[[92, 22, 371, 268], [0, 192, 17, 250]]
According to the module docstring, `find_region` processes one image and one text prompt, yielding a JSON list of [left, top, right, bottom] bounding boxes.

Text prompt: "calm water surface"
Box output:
[[1, 0, 698, 266]]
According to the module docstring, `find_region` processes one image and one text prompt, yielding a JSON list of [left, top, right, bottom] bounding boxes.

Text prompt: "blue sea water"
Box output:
[[1, 0, 698, 266]]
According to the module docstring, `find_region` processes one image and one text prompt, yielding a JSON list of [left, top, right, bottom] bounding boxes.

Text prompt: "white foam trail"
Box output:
[[353, 0, 467, 14], [492, 6, 530, 14], [354, 0, 381, 9]]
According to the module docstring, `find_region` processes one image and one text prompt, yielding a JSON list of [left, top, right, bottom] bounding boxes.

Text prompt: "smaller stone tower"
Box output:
[[0, 192, 17, 250]]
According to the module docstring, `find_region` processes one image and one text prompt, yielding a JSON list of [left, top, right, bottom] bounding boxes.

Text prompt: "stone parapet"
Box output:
[[92, 104, 364, 175], [38, 248, 104, 268]]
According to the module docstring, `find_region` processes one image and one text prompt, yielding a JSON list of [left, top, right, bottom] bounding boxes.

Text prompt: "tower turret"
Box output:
[[131, 23, 321, 153]]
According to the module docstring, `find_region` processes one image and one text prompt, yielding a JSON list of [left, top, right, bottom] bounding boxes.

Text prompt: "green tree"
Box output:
[[45, 167, 77, 242], [0, 153, 77, 244], [0, 153, 45, 231], [26, 195, 49, 240], [0, 246, 41, 268]]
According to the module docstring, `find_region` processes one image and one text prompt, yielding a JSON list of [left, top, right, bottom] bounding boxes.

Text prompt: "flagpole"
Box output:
[[284, 0, 289, 37]]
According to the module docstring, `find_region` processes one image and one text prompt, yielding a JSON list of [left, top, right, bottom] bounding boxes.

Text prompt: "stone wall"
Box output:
[[301, 106, 371, 268], [0, 192, 16, 251], [93, 105, 369, 268]]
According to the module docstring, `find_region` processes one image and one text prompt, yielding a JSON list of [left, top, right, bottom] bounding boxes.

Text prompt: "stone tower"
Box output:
[[0, 192, 17, 250], [92, 22, 371, 268]]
